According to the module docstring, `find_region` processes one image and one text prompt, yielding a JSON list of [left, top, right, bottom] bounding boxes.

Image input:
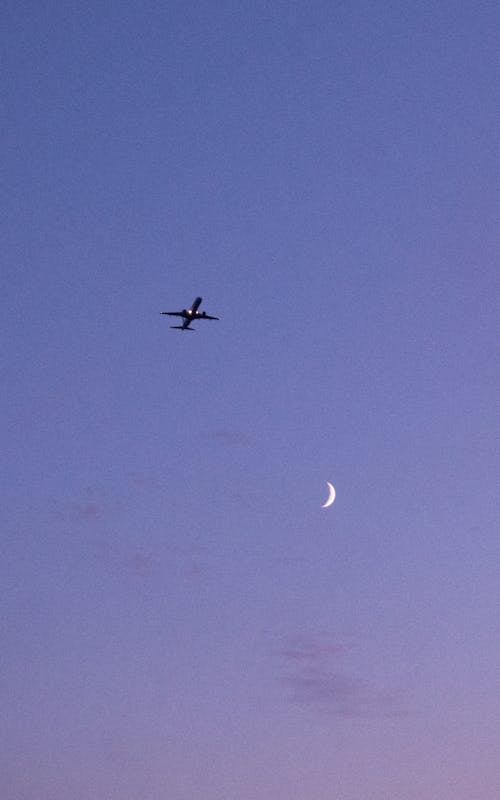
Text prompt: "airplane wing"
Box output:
[[199, 314, 220, 320], [161, 311, 184, 317]]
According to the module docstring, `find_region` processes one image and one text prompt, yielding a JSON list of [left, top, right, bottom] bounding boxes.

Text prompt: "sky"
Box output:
[[2, 2, 499, 798]]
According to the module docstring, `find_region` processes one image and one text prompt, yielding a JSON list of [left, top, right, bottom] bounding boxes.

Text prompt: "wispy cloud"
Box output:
[[280, 666, 400, 718], [127, 551, 157, 578], [270, 556, 309, 569], [274, 633, 403, 719], [128, 472, 164, 490], [279, 633, 345, 663], [49, 486, 115, 524], [69, 502, 103, 521], [202, 429, 250, 446]]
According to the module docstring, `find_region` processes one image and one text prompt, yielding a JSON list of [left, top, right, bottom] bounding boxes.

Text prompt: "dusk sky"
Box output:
[[2, 2, 500, 798]]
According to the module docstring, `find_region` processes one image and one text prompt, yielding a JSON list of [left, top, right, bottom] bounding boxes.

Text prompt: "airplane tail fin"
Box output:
[[170, 325, 194, 331]]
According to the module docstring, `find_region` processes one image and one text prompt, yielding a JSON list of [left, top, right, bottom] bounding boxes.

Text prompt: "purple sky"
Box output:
[[2, 2, 499, 798]]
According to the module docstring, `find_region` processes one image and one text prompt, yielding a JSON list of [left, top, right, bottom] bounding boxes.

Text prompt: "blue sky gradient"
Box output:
[[3, 2, 500, 798]]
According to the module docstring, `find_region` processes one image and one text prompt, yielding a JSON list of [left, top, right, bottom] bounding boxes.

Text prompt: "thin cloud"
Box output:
[[202, 429, 250, 446], [51, 486, 116, 524], [127, 551, 157, 578], [128, 472, 164, 490], [280, 666, 400, 718], [275, 633, 404, 719], [279, 633, 345, 663], [70, 502, 103, 521], [270, 556, 309, 570]]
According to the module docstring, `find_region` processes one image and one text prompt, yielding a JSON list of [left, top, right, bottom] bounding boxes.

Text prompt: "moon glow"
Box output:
[[322, 482, 336, 508]]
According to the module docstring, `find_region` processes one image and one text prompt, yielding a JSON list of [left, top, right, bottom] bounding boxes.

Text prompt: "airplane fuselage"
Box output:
[[161, 296, 219, 331], [179, 297, 202, 327]]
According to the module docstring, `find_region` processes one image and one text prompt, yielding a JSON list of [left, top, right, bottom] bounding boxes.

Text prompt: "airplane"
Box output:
[[160, 296, 220, 331]]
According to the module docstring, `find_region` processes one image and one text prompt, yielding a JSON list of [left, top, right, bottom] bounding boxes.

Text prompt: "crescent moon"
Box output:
[[322, 481, 336, 509]]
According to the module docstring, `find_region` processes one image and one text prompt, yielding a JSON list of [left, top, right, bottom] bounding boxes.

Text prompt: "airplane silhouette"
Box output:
[[160, 296, 220, 331]]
